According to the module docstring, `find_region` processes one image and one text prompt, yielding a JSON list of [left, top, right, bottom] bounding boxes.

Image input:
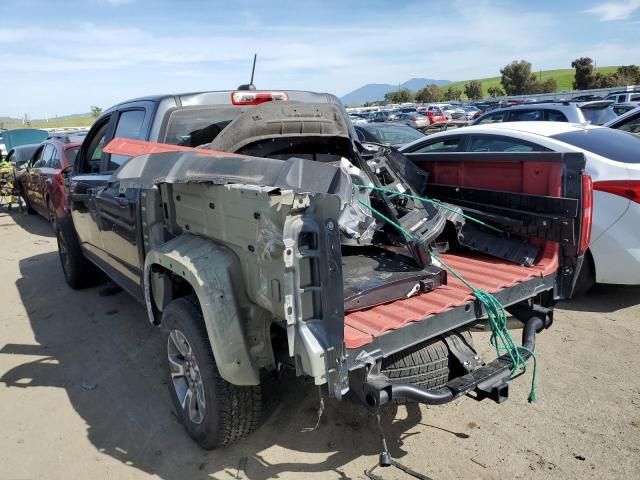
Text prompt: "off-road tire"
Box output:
[[163, 297, 262, 449], [56, 216, 101, 289], [381, 330, 473, 404]]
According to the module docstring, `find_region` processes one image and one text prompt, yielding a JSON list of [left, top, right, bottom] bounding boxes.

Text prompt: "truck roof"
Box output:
[[105, 89, 342, 112]]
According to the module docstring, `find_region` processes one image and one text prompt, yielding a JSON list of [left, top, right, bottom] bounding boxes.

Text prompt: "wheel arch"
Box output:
[[143, 235, 264, 386]]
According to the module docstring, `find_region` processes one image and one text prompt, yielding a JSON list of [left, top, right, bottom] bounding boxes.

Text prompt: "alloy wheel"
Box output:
[[167, 329, 206, 425]]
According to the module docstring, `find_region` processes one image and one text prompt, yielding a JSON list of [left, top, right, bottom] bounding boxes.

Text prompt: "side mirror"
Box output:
[[61, 164, 73, 179]]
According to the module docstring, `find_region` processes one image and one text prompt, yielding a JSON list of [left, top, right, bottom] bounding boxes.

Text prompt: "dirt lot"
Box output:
[[1, 210, 640, 480]]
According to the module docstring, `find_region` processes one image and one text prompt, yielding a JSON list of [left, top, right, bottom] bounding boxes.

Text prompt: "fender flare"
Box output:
[[143, 234, 260, 386]]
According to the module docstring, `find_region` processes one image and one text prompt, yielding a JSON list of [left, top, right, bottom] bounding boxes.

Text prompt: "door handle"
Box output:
[[114, 196, 132, 207]]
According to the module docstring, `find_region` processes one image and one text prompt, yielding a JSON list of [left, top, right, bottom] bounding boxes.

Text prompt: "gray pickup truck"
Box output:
[[57, 89, 591, 450]]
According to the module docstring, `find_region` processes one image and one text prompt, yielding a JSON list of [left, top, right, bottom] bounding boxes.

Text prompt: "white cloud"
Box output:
[[585, 0, 640, 21], [0, 2, 636, 117]]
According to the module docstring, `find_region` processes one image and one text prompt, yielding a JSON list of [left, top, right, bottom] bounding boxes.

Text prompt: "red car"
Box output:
[[19, 138, 81, 226], [425, 105, 448, 124]]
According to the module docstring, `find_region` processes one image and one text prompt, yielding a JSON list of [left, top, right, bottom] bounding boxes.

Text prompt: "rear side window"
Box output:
[[48, 146, 62, 169], [552, 128, 640, 163], [509, 110, 542, 121], [476, 111, 507, 124], [618, 95, 626, 103], [631, 94, 640, 101], [469, 135, 548, 152], [410, 137, 461, 153], [108, 109, 146, 170], [64, 146, 80, 166], [615, 113, 640, 136], [612, 105, 632, 116], [546, 110, 569, 122]]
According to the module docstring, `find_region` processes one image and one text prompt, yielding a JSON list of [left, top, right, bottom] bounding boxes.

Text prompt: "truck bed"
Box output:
[[344, 239, 558, 349]]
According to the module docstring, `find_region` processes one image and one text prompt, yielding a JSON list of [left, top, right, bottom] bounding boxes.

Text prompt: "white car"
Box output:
[[399, 122, 640, 291], [438, 104, 465, 120]]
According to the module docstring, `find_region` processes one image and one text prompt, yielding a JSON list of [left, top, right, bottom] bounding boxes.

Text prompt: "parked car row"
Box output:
[[2, 130, 87, 227]]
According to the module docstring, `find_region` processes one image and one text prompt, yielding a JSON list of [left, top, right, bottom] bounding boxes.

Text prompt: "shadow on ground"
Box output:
[[560, 283, 640, 313], [0, 209, 54, 238], [1, 250, 440, 479]]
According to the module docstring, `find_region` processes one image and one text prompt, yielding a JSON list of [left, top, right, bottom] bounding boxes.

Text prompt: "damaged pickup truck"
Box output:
[[57, 90, 592, 449]]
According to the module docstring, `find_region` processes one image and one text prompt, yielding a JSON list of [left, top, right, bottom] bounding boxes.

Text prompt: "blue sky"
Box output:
[[1, 0, 639, 118]]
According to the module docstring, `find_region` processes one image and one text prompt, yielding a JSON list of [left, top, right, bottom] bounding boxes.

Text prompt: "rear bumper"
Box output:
[[350, 314, 550, 410]]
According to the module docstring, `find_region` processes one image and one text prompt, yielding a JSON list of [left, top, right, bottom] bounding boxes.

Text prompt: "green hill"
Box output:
[[1, 113, 95, 130], [447, 66, 621, 99]]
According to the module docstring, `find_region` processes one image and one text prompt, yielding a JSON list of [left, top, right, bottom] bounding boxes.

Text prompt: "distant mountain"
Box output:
[[341, 77, 451, 105]]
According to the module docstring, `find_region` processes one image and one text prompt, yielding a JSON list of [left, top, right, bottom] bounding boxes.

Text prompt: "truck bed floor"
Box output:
[[344, 246, 558, 349]]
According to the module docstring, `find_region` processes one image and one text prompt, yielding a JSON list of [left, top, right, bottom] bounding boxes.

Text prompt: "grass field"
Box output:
[[1, 114, 95, 130], [446, 66, 621, 99], [0, 65, 633, 125]]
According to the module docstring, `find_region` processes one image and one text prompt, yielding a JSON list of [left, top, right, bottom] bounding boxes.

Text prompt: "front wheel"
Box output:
[[163, 297, 262, 449], [56, 216, 101, 289]]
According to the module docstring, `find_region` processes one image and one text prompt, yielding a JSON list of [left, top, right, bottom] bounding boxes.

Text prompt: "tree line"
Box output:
[[370, 59, 640, 106]]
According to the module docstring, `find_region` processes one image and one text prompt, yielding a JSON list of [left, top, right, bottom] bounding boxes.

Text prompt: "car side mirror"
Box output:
[[61, 164, 73, 179]]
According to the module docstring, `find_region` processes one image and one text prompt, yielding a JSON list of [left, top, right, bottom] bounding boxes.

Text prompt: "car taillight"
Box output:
[[231, 91, 288, 105], [593, 180, 640, 203], [579, 175, 593, 256]]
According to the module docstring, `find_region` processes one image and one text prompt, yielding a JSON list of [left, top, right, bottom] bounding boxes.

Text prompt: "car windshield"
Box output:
[[580, 106, 617, 125], [551, 128, 640, 163], [362, 125, 425, 145]]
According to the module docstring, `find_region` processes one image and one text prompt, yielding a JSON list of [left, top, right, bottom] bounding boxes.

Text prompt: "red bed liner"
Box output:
[[344, 243, 558, 349], [343, 156, 564, 349]]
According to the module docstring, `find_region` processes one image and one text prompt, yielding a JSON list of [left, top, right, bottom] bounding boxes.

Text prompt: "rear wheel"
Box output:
[[23, 192, 35, 214], [573, 251, 595, 296], [47, 198, 56, 229], [56, 216, 101, 289], [163, 297, 262, 449]]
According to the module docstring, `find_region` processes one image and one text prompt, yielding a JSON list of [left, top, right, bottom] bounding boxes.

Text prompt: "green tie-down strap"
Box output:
[[356, 194, 538, 402]]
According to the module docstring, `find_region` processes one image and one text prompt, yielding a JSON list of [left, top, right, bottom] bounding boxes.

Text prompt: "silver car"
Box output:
[[472, 101, 616, 126]]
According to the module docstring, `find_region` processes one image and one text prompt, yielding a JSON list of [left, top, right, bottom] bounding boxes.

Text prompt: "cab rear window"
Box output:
[[163, 106, 247, 147]]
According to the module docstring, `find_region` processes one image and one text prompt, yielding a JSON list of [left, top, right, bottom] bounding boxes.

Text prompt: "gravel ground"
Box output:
[[1, 210, 639, 480]]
